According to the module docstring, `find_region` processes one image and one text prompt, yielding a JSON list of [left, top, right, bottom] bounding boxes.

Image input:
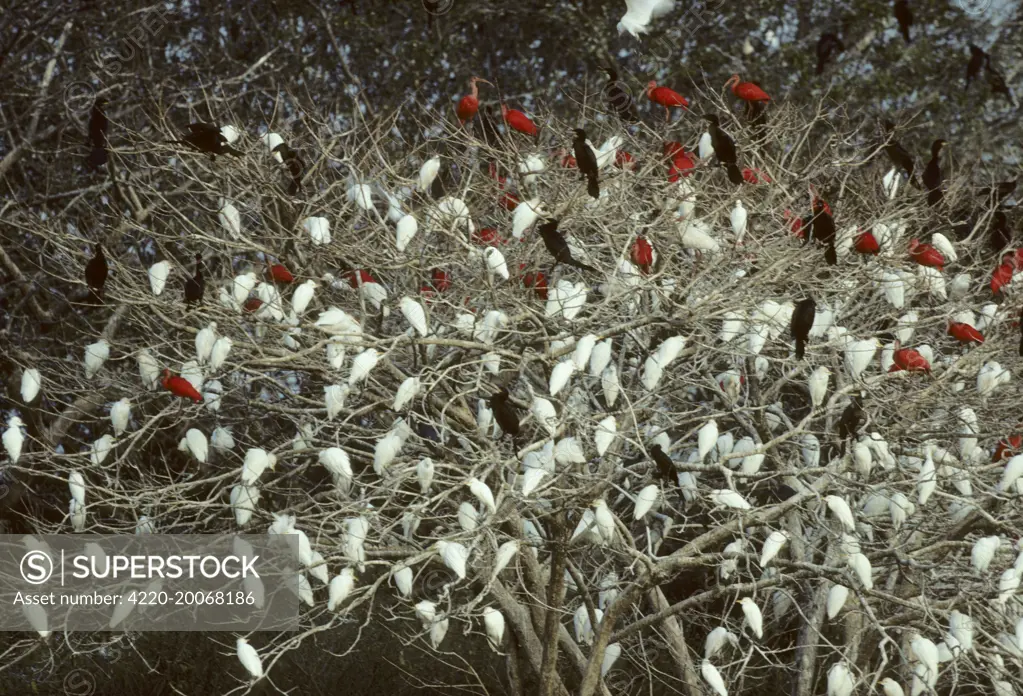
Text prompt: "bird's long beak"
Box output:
[[473, 77, 494, 87]]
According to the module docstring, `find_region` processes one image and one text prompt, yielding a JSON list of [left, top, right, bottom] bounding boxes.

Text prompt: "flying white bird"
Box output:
[[618, 0, 676, 38]]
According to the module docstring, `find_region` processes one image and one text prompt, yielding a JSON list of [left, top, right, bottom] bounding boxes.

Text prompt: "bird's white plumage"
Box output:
[[618, 0, 676, 38], [236, 638, 263, 681], [84, 339, 110, 380], [418, 157, 440, 192], [148, 261, 171, 296], [701, 659, 728, 696]]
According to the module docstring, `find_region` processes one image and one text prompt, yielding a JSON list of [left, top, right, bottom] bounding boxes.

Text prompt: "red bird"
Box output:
[[742, 168, 772, 184], [632, 237, 654, 273], [908, 239, 945, 270], [523, 270, 548, 299], [1002, 248, 1023, 270], [994, 434, 1023, 461], [558, 149, 577, 168], [783, 210, 805, 239], [854, 230, 880, 254], [500, 105, 538, 136], [500, 192, 520, 211], [725, 74, 771, 102], [243, 297, 264, 313], [266, 263, 294, 284], [615, 150, 636, 170], [345, 269, 377, 288], [948, 322, 984, 344], [889, 343, 931, 373], [991, 262, 1014, 295], [473, 227, 501, 245], [456, 76, 492, 124], [161, 369, 202, 403], [646, 81, 689, 122], [431, 268, 452, 292]]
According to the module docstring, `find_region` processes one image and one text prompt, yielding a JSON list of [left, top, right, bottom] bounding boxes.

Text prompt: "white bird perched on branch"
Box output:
[[435, 541, 469, 580], [483, 607, 505, 650], [230, 484, 260, 526], [236, 638, 263, 681], [698, 420, 718, 461], [148, 260, 171, 296], [84, 339, 110, 379], [825, 495, 857, 532], [704, 627, 739, 659], [634, 484, 659, 520], [594, 416, 616, 456], [827, 661, 854, 696], [760, 530, 789, 566], [701, 659, 728, 696], [328, 568, 356, 611], [618, 0, 676, 38], [709, 489, 751, 510], [468, 478, 497, 514], [512, 198, 546, 238], [241, 448, 276, 485], [730, 200, 748, 243], [418, 157, 440, 192], [827, 584, 849, 619], [483, 246, 510, 281], [737, 597, 763, 638], [302, 216, 331, 246], [399, 297, 428, 337]]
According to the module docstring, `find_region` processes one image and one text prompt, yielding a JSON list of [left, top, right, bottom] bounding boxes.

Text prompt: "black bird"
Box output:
[[816, 33, 844, 74], [702, 114, 744, 185], [573, 128, 600, 199], [603, 67, 638, 123], [966, 45, 987, 91], [86, 97, 109, 169], [649, 444, 676, 486], [990, 210, 1012, 252], [922, 139, 947, 207], [984, 56, 1015, 105], [824, 241, 838, 266], [84, 244, 108, 302], [272, 143, 304, 195], [881, 121, 916, 181], [894, 0, 912, 43], [1019, 308, 1023, 358], [489, 388, 521, 437], [978, 178, 1017, 204], [836, 396, 863, 454], [184, 254, 205, 306], [807, 198, 836, 246], [537, 219, 598, 272], [790, 297, 816, 360], [478, 105, 503, 150], [172, 122, 242, 160]]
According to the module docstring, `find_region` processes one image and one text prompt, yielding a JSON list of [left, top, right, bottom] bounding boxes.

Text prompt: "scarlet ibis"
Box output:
[[667, 152, 695, 181], [783, 210, 805, 239], [894, 0, 912, 43], [632, 237, 654, 272], [184, 254, 205, 305], [948, 322, 984, 344], [345, 269, 377, 287], [616, 150, 636, 170], [489, 388, 520, 437], [558, 149, 577, 168], [702, 115, 743, 185], [431, 269, 452, 292], [172, 122, 242, 160], [87, 97, 109, 168], [538, 219, 597, 272], [649, 444, 676, 486], [890, 342, 930, 373], [725, 75, 770, 102], [908, 239, 945, 270], [84, 244, 108, 301], [923, 139, 947, 207], [501, 105, 538, 136], [816, 33, 844, 74], [501, 192, 520, 211], [966, 45, 986, 90], [742, 168, 771, 184], [984, 53, 1014, 105], [243, 297, 263, 313], [474, 228, 501, 245], [161, 369, 203, 402], [523, 270, 548, 299], [854, 230, 880, 254], [456, 77, 492, 124], [646, 82, 689, 122], [573, 128, 600, 199], [991, 262, 1014, 294], [994, 434, 1023, 461], [603, 66, 638, 122], [791, 297, 816, 360], [267, 262, 294, 283]]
